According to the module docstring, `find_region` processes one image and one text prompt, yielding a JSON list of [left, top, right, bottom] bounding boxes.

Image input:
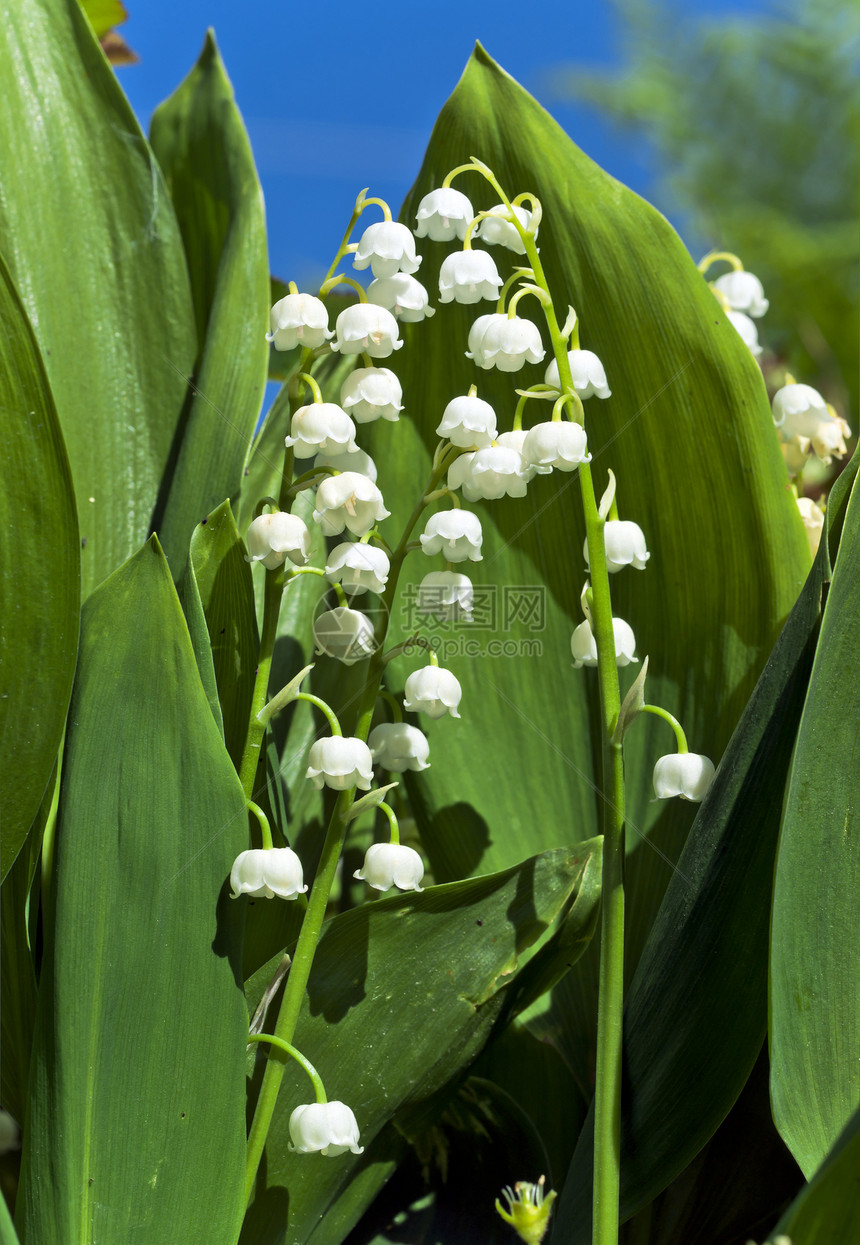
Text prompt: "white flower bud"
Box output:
[[367, 273, 435, 322], [403, 666, 462, 719], [436, 394, 497, 447], [306, 736, 374, 791], [713, 270, 768, 318], [796, 496, 825, 557], [313, 607, 377, 665], [438, 250, 503, 304], [727, 310, 762, 357], [571, 618, 638, 668], [229, 847, 307, 900], [772, 382, 830, 439], [584, 520, 650, 573], [325, 542, 390, 595], [368, 722, 431, 772], [653, 753, 715, 802], [354, 841, 425, 892], [315, 447, 378, 483], [340, 367, 403, 424], [544, 349, 611, 399], [289, 1101, 364, 1156], [466, 313, 545, 372], [415, 571, 474, 621], [331, 304, 403, 359], [246, 512, 311, 570], [0, 1111, 20, 1156], [419, 511, 483, 562], [414, 188, 474, 241], [285, 403, 357, 459], [312, 473, 389, 537], [267, 293, 333, 351], [448, 446, 529, 501], [473, 203, 537, 253], [522, 422, 591, 472], [353, 221, 421, 279], [810, 415, 850, 465]]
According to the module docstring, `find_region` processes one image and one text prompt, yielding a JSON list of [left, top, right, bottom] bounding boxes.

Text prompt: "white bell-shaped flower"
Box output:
[[403, 666, 462, 719], [796, 496, 825, 557], [416, 571, 474, 621], [306, 736, 374, 791], [544, 349, 611, 399], [340, 367, 403, 424], [436, 394, 497, 448], [368, 722, 431, 772], [315, 447, 378, 483], [653, 752, 715, 802], [727, 310, 762, 357], [0, 1110, 19, 1156], [419, 511, 483, 562], [367, 273, 435, 322], [331, 304, 403, 359], [448, 446, 529, 501], [354, 841, 425, 892], [289, 1101, 364, 1156], [810, 414, 850, 465], [522, 421, 591, 472], [353, 221, 421, 279], [229, 847, 307, 900], [246, 512, 311, 570], [267, 293, 333, 351], [466, 313, 545, 372], [571, 618, 638, 668], [495, 430, 537, 482], [414, 187, 474, 241], [713, 270, 768, 318], [438, 250, 503, 304], [473, 203, 537, 254], [325, 542, 390, 595], [313, 607, 377, 665], [285, 403, 358, 459], [584, 520, 650, 573], [312, 472, 389, 537], [772, 383, 830, 439]]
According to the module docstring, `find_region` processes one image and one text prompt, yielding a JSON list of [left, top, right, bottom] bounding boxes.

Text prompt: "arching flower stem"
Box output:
[[639, 704, 689, 753], [247, 1034, 327, 1105], [247, 800, 274, 851]]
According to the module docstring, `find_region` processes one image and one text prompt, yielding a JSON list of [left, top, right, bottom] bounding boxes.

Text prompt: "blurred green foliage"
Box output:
[[548, 0, 860, 426]]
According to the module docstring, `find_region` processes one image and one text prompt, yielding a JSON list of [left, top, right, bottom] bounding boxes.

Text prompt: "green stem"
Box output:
[[247, 801, 273, 850], [639, 704, 688, 753], [247, 1034, 327, 1104], [378, 801, 400, 845], [294, 692, 342, 737], [243, 658, 384, 1203], [238, 562, 285, 801]]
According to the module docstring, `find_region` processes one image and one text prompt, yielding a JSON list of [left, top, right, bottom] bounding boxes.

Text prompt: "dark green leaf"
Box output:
[[150, 32, 269, 578], [770, 465, 860, 1177], [0, 248, 79, 879], [0, 0, 197, 598], [770, 1102, 860, 1244], [17, 537, 249, 1245]]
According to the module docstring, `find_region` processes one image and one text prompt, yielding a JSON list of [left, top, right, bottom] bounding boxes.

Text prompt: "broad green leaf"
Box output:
[[351, 41, 809, 1122], [0, 0, 197, 598], [552, 453, 858, 1238], [17, 537, 249, 1245], [78, 0, 126, 38], [0, 1193, 20, 1245], [188, 500, 259, 768], [241, 841, 601, 1245], [0, 806, 44, 1126], [0, 249, 79, 879], [150, 32, 269, 579], [770, 1103, 860, 1244], [178, 546, 224, 737], [770, 466, 860, 1177]]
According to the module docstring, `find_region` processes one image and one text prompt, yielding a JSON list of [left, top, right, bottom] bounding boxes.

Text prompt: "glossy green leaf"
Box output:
[[0, 810, 43, 1127], [349, 40, 810, 1129], [0, 1193, 20, 1245], [0, 249, 79, 879], [188, 500, 259, 768], [17, 537, 249, 1245], [0, 0, 197, 598], [552, 454, 858, 1238], [770, 1102, 860, 1244], [150, 32, 269, 579], [770, 466, 860, 1178], [241, 840, 601, 1245]]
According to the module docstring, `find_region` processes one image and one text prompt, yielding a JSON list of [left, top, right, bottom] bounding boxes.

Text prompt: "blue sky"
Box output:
[[118, 1, 771, 288]]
